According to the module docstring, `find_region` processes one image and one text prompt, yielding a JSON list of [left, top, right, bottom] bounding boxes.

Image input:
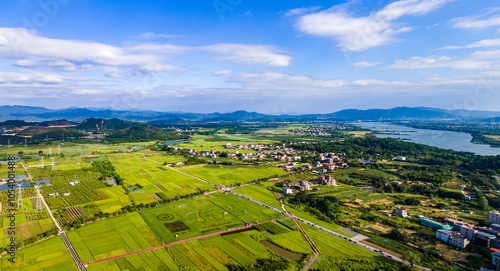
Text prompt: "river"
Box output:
[[356, 122, 500, 156]]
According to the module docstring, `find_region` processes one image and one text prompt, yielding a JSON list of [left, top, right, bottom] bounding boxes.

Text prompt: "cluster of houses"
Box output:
[[185, 149, 220, 158], [289, 124, 350, 137], [223, 143, 285, 151], [420, 210, 500, 252], [290, 128, 332, 137], [48, 180, 79, 197], [387, 180, 432, 186], [282, 175, 338, 194]]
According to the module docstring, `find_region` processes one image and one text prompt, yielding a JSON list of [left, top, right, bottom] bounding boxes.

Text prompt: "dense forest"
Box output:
[[106, 123, 188, 143]]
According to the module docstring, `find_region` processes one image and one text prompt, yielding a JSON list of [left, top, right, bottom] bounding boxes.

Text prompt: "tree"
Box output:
[[389, 228, 408, 243], [403, 251, 420, 267]]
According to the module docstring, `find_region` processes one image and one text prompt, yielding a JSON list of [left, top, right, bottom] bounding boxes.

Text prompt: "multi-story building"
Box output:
[[318, 175, 336, 186], [299, 180, 311, 191], [491, 238, 500, 249], [449, 234, 469, 249], [396, 207, 408, 218], [459, 225, 478, 242], [489, 210, 500, 224], [493, 251, 500, 266], [491, 224, 500, 232], [477, 232, 496, 248], [436, 229, 452, 243]]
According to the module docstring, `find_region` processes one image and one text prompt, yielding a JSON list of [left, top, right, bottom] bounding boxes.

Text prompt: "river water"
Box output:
[[356, 122, 500, 156]]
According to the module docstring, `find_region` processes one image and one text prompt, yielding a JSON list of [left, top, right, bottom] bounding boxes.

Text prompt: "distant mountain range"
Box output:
[[1, 105, 500, 123]]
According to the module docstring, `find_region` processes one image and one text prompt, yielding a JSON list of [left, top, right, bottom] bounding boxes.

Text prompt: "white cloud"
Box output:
[[0, 71, 78, 85], [471, 49, 500, 59], [352, 61, 381, 67], [200, 44, 292, 67], [0, 28, 182, 72], [440, 39, 500, 49], [290, 0, 452, 51], [385, 55, 492, 70], [13, 59, 89, 71], [213, 70, 233, 76], [451, 8, 500, 30]]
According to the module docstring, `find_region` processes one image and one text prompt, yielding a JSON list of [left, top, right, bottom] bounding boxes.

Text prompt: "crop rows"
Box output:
[[43, 183, 109, 209], [58, 206, 88, 227]]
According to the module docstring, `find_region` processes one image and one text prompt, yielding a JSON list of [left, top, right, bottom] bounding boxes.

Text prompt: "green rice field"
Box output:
[[67, 212, 162, 263], [233, 185, 282, 209], [1, 236, 77, 271], [182, 164, 288, 186]]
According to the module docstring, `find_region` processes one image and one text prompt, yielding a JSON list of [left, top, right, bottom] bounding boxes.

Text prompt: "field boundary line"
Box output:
[[137, 210, 165, 245], [85, 219, 277, 265]]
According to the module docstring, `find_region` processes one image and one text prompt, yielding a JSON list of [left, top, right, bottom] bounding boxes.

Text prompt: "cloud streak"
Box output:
[[451, 8, 500, 30]]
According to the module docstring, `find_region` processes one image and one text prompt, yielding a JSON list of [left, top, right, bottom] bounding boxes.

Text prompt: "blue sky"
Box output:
[[1, 0, 500, 114]]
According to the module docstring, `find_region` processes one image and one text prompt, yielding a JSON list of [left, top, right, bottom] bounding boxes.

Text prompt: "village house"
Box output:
[[318, 175, 337, 186], [396, 207, 408, 218]]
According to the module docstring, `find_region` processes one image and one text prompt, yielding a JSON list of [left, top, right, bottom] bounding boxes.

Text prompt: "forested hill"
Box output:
[[76, 118, 134, 132], [106, 123, 188, 143]]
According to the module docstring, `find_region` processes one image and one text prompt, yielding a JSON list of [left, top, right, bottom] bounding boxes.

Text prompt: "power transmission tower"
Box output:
[[35, 185, 43, 211], [17, 183, 24, 210], [58, 145, 61, 155]]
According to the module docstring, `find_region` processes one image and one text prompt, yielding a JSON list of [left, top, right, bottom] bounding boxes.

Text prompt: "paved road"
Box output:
[[61, 232, 86, 271]]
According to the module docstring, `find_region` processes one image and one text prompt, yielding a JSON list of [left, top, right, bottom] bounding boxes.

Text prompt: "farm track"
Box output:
[[21, 162, 87, 271]]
